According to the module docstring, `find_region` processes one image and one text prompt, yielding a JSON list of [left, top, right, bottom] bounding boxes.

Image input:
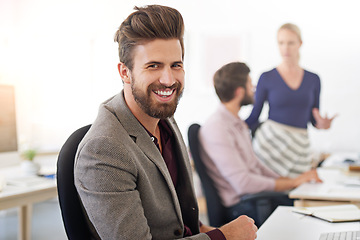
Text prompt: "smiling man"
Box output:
[[119, 38, 185, 141], [74, 5, 257, 240]]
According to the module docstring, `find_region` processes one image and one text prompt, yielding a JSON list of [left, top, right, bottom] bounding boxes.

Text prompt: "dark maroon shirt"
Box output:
[[147, 120, 225, 240]]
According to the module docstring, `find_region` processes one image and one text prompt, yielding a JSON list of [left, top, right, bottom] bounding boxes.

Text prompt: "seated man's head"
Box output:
[[213, 62, 254, 107], [114, 5, 185, 119]]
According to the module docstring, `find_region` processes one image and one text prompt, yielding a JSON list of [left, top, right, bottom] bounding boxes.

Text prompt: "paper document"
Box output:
[[293, 204, 360, 223], [6, 176, 48, 187]]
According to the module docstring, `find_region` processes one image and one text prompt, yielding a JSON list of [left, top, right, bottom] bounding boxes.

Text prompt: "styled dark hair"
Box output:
[[114, 5, 185, 70], [213, 62, 250, 103]]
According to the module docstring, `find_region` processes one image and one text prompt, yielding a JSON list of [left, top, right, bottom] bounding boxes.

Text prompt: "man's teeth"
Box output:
[[155, 90, 173, 96]]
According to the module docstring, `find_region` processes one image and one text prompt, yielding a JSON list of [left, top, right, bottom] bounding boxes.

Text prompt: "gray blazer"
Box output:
[[74, 92, 210, 240]]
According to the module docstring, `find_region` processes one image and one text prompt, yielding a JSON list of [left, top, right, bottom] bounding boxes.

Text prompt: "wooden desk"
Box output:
[[0, 178, 57, 240], [289, 168, 360, 207], [256, 206, 360, 240], [0, 161, 57, 240]]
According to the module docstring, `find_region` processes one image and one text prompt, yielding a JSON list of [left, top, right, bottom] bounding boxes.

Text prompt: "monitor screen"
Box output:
[[0, 84, 18, 152]]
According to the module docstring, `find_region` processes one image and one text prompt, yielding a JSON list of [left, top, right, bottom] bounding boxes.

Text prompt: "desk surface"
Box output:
[[257, 206, 360, 240], [0, 163, 57, 210], [0, 178, 56, 210], [289, 182, 360, 202], [0, 160, 58, 240], [289, 167, 360, 203]]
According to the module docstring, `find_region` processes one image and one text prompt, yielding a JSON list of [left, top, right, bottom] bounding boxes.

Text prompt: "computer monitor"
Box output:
[[0, 84, 18, 153], [0, 85, 18, 152], [0, 84, 20, 167]]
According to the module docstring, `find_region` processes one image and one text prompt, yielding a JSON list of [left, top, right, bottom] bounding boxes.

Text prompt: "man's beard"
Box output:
[[131, 78, 184, 119], [240, 91, 254, 107]]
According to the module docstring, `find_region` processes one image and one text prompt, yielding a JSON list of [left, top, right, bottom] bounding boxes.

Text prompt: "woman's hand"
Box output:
[[312, 108, 337, 129]]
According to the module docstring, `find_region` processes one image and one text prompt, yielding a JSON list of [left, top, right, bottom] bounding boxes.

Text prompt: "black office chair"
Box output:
[[188, 123, 292, 227], [57, 125, 92, 240], [188, 123, 227, 227]]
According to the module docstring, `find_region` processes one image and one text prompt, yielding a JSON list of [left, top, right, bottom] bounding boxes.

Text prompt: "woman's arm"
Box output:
[[245, 74, 268, 131]]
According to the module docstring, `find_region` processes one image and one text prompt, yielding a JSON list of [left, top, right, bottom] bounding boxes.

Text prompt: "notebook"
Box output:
[[293, 204, 360, 223]]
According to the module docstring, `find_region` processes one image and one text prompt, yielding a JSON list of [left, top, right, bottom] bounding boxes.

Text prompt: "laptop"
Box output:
[[319, 231, 360, 240]]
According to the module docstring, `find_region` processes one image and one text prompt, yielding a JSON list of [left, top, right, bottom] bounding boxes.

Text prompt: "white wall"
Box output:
[[1, 0, 359, 164]]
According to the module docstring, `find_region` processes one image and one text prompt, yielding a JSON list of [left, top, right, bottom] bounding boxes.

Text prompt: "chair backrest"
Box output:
[[57, 125, 91, 240], [187, 123, 227, 227]]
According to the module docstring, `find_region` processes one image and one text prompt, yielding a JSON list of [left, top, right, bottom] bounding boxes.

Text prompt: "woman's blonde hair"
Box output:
[[278, 23, 302, 43]]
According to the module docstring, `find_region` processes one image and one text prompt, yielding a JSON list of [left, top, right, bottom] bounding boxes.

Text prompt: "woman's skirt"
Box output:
[[252, 120, 312, 178]]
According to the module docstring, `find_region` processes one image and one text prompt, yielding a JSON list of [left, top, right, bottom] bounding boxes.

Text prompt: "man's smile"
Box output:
[[154, 89, 175, 98]]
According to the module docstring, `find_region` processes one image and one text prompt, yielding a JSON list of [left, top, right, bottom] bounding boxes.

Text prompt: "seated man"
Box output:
[[199, 62, 322, 225], [74, 6, 257, 240]]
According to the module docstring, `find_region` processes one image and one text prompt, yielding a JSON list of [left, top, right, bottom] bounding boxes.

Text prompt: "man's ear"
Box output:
[[235, 86, 245, 100], [118, 62, 131, 84]]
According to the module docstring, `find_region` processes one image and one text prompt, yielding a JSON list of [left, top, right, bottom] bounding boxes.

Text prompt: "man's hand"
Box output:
[[294, 169, 322, 187], [219, 215, 258, 240]]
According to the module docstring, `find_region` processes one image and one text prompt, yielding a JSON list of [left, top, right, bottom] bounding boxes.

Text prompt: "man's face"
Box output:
[[129, 39, 185, 119], [241, 75, 254, 106]]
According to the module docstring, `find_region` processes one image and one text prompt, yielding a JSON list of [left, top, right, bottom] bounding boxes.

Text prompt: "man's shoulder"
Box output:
[[202, 108, 224, 126], [80, 116, 128, 154], [200, 111, 231, 139], [81, 93, 134, 146]]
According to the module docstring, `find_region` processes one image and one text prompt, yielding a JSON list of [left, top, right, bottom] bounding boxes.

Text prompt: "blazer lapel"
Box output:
[[166, 118, 200, 233], [109, 92, 184, 219]]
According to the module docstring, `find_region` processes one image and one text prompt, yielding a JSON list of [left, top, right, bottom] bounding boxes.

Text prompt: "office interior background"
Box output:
[[0, 0, 359, 167]]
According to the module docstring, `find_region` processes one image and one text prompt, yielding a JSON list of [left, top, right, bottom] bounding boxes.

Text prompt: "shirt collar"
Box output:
[[144, 119, 172, 146]]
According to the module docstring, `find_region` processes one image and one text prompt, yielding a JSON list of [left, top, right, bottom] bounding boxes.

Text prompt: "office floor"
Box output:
[[0, 198, 67, 240]]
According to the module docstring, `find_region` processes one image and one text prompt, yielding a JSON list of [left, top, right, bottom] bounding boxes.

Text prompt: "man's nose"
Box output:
[[159, 67, 176, 87]]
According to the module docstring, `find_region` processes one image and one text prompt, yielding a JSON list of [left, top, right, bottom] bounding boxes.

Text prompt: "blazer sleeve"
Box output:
[[74, 136, 153, 240]]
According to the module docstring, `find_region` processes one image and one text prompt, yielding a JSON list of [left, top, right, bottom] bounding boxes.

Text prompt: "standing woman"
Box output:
[[246, 23, 336, 178]]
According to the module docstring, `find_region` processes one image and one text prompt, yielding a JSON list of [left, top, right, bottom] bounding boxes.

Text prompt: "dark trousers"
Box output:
[[226, 195, 293, 227]]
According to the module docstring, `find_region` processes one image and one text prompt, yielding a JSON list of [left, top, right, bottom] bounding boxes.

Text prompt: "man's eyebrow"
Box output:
[[144, 61, 162, 65], [144, 60, 183, 66]]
